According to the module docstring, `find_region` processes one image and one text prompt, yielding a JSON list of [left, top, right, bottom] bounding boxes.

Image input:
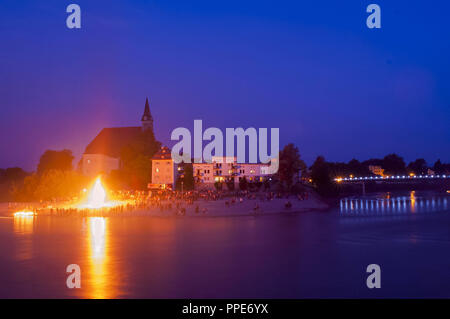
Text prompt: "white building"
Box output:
[[150, 146, 175, 189], [193, 156, 274, 188]]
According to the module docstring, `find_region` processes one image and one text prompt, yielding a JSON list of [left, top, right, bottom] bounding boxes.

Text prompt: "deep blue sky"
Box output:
[[1, 0, 449, 171]]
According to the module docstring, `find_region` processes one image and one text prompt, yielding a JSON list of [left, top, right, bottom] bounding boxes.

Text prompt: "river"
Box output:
[[0, 191, 449, 298]]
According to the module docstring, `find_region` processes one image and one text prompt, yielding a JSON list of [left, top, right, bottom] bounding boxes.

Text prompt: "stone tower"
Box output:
[[141, 97, 154, 132]]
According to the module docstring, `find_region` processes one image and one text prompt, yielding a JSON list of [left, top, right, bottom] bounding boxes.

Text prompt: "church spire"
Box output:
[[141, 97, 154, 132]]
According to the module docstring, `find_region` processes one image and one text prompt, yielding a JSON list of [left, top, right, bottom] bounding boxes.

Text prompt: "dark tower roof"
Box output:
[[141, 97, 153, 121], [152, 146, 171, 160]]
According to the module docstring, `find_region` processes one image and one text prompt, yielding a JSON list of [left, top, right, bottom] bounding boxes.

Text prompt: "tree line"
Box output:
[[2, 139, 448, 201], [309, 154, 450, 197]]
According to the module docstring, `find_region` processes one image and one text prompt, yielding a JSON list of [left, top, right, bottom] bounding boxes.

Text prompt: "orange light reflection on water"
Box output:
[[13, 214, 34, 235], [410, 191, 416, 213], [86, 217, 115, 299], [13, 214, 34, 261]]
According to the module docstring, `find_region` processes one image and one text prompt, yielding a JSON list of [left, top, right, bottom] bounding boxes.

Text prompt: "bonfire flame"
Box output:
[[88, 178, 107, 208], [80, 177, 115, 209]]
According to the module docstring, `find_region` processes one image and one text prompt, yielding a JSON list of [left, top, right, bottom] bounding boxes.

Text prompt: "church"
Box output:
[[81, 98, 155, 177]]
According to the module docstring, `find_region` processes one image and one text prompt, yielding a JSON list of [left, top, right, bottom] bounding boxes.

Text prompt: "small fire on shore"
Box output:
[[14, 211, 35, 217]]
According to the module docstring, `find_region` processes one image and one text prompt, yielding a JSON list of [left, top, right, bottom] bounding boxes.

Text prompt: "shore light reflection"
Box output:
[[87, 217, 110, 298], [13, 213, 35, 261], [13, 213, 34, 235]]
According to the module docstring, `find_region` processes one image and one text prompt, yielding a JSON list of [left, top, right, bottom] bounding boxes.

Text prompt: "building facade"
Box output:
[[193, 156, 273, 188], [150, 146, 175, 189], [369, 165, 384, 176]]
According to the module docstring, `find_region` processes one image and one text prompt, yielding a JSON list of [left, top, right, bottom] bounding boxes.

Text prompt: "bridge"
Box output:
[[334, 174, 450, 195], [335, 174, 449, 183]]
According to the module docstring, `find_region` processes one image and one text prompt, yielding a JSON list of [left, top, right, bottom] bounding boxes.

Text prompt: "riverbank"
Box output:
[[0, 191, 330, 217]]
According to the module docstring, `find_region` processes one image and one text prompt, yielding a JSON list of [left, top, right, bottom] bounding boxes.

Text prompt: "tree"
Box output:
[[119, 129, 161, 189], [37, 149, 74, 174], [214, 181, 223, 191], [225, 179, 235, 191], [0, 167, 28, 183], [382, 153, 406, 175], [347, 159, 370, 176], [310, 155, 337, 196], [175, 163, 194, 191], [407, 159, 428, 175], [239, 176, 248, 191], [12, 170, 87, 201], [277, 143, 306, 190], [432, 160, 450, 175]]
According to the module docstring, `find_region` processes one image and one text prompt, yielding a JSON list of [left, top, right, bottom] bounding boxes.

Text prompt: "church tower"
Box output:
[[141, 97, 154, 132]]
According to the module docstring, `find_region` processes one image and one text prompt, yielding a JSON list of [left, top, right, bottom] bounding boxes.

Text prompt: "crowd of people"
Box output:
[[9, 188, 313, 217]]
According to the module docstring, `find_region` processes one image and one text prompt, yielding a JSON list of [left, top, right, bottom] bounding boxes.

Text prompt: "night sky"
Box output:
[[1, 0, 449, 171]]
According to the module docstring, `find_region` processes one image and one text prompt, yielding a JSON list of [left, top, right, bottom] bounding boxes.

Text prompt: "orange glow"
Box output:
[[410, 191, 416, 213], [14, 211, 34, 217], [86, 217, 110, 298], [79, 177, 117, 209], [13, 213, 34, 235]]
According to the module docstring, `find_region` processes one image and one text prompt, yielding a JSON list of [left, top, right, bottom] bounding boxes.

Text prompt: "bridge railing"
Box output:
[[335, 174, 449, 183]]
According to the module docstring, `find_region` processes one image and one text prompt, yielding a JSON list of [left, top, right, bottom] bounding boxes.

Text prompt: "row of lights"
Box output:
[[335, 174, 448, 182]]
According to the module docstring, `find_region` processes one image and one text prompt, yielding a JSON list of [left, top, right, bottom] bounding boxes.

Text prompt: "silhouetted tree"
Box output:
[[432, 160, 450, 175], [407, 159, 428, 175], [0, 167, 29, 201], [0, 167, 28, 183], [239, 176, 248, 191], [176, 163, 194, 191], [225, 179, 235, 191], [37, 149, 74, 174], [433, 159, 444, 174], [277, 143, 306, 190], [214, 181, 223, 191], [347, 159, 371, 176], [310, 156, 337, 197], [382, 153, 406, 175]]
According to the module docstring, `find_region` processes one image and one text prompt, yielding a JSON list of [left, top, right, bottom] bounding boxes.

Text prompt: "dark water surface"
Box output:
[[0, 191, 449, 298]]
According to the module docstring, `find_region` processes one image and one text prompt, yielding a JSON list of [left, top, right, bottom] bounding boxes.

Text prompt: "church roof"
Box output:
[[141, 97, 153, 121], [152, 146, 172, 160], [84, 127, 142, 158]]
